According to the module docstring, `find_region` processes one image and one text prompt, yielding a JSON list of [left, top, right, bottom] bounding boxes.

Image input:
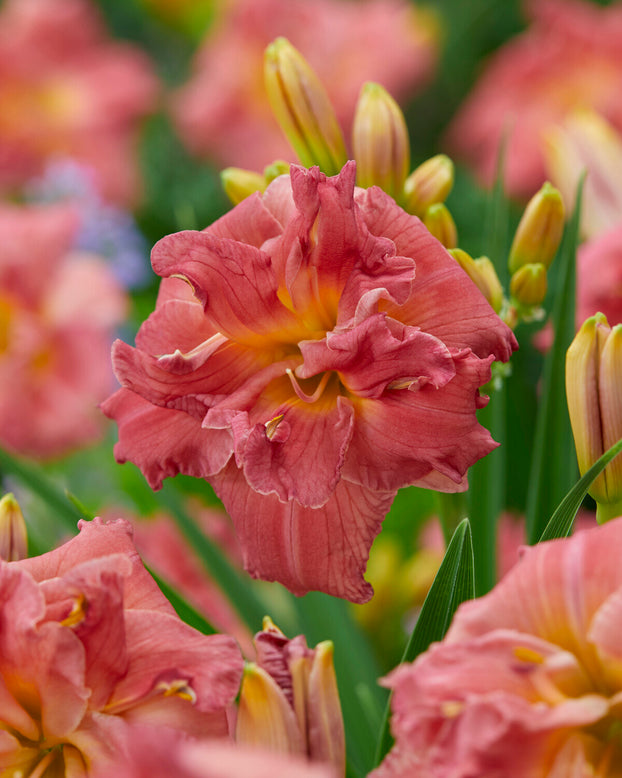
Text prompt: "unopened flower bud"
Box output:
[[423, 203, 457, 249], [264, 159, 290, 184], [508, 182, 565, 275], [236, 663, 305, 754], [236, 618, 345, 774], [450, 249, 503, 313], [403, 154, 454, 217], [566, 313, 622, 522], [510, 263, 548, 307], [0, 493, 28, 561], [352, 82, 410, 199], [264, 38, 348, 175], [221, 167, 266, 205]]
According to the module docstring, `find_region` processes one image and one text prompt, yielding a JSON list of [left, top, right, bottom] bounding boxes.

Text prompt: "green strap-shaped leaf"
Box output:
[[525, 177, 584, 543], [374, 518, 474, 766], [0, 447, 87, 531], [539, 435, 622, 542]]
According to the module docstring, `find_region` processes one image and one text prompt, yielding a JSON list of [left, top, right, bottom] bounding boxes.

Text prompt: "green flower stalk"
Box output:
[[264, 37, 348, 175], [352, 82, 410, 199], [566, 313, 622, 523]]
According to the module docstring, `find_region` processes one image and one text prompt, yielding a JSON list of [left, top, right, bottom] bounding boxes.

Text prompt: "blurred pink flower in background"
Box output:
[[0, 517, 243, 776], [132, 503, 254, 656], [103, 162, 516, 603], [576, 225, 622, 328], [373, 518, 622, 777], [0, 202, 127, 458], [95, 726, 337, 778], [446, 0, 622, 199], [0, 0, 158, 205], [171, 0, 438, 170]]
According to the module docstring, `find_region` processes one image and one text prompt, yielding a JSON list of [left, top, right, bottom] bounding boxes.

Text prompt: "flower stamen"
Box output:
[[286, 369, 331, 403]]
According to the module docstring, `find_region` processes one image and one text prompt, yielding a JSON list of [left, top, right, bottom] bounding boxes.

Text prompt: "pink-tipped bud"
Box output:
[[236, 617, 345, 774], [352, 82, 410, 199], [508, 182, 565, 275], [566, 313, 622, 523], [403, 154, 454, 217], [510, 263, 548, 307], [0, 493, 28, 561], [221, 167, 267, 205], [450, 249, 503, 313], [264, 38, 347, 175], [423, 203, 457, 249]]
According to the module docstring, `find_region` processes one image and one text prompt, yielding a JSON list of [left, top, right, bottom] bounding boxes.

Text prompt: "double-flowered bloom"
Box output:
[[0, 517, 243, 776], [373, 518, 622, 777], [104, 163, 516, 602]]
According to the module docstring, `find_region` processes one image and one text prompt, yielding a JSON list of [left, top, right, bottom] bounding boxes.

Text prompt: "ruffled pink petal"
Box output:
[[151, 230, 302, 344], [212, 462, 395, 602], [38, 555, 131, 710], [206, 189, 284, 247], [298, 314, 455, 399], [445, 518, 622, 684], [355, 186, 518, 361], [0, 564, 89, 738], [101, 389, 233, 488], [242, 394, 354, 508], [17, 517, 175, 614], [105, 610, 242, 718], [135, 298, 219, 358], [342, 351, 495, 492], [111, 339, 269, 420]]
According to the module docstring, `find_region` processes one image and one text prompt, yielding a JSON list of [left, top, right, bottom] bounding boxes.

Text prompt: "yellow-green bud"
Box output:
[[402, 154, 454, 217], [264, 37, 348, 175], [423, 203, 458, 249], [221, 167, 267, 205], [351, 82, 410, 199], [0, 493, 27, 561], [509, 263, 548, 307], [450, 249, 504, 313], [263, 159, 290, 184], [508, 182, 565, 275], [566, 313, 622, 523]]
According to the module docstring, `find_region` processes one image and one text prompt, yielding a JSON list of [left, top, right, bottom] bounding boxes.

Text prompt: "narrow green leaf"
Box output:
[[526, 177, 584, 543], [374, 519, 474, 766], [147, 566, 217, 635], [158, 480, 269, 632], [0, 448, 86, 532], [539, 435, 622, 542]]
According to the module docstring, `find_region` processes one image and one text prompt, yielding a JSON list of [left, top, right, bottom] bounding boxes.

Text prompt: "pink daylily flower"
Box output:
[[0, 517, 244, 776], [0, 202, 127, 458], [103, 163, 516, 602], [0, 0, 158, 204], [445, 0, 622, 199], [373, 518, 622, 777], [171, 0, 437, 170]]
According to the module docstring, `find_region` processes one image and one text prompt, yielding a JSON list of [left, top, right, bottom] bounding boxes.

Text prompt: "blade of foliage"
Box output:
[[374, 519, 474, 767], [147, 566, 217, 635], [539, 435, 622, 542], [0, 447, 87, 532], [158, 480, 269, 632], [467, 143, 509, 594], [526, 177, 584, 543]]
